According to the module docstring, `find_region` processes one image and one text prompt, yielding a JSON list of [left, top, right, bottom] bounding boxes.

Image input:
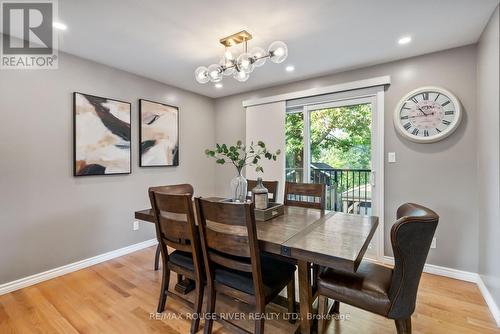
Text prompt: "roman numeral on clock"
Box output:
[[424, 130, 429, 137], [441, 100, 450, 107], [422, 92, 429, 100], [411, 97, 419, 104], [442, 120, 451, 125], [445, 110, 454, 115], [436, 128, 442, 133], [400, 115, 409, 120], [412, 128, 419, 136], [404, 123, 411, 130]]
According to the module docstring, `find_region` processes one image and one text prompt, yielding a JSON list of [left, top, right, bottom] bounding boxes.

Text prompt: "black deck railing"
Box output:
[[285, 167, 371, 214]]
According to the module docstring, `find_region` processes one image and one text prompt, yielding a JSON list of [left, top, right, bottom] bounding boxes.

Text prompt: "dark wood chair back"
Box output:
[[149, 183, 194, 196], [247, 179, 279, 201], [148, 184, 202, 276], [195, 198, 265, 301], [387, 203, 439, 319], [284, 181, 326, 210]]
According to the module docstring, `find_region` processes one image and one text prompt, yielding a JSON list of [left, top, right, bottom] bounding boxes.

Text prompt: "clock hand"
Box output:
[[408, 112, 435, 119], [417, 106, 428, 116]]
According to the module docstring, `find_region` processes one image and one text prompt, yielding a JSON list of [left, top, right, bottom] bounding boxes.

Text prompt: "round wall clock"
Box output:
[[394, 86, 462, 143]]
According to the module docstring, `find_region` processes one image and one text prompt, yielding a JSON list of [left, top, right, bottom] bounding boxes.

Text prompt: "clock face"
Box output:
[[394, 87, 461, 143]]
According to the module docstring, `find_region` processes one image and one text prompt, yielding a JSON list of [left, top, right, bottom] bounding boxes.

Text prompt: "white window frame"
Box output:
[[286, 88, 385, 260]]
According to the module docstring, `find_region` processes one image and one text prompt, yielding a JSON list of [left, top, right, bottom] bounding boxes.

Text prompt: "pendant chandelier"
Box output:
[[195, 30, 288, 84]]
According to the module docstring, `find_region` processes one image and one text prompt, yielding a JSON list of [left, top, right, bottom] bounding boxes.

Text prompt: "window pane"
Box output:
[[309, 104, 371, 170], [309, 103, 372, 214], [285, 112, 304, 183]]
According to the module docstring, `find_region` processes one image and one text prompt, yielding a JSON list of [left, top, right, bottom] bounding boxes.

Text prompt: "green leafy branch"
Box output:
[[205, 140, 281, 174]]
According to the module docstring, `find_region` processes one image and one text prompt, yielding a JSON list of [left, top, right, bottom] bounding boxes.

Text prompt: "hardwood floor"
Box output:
[[0, 246, 498, 333]]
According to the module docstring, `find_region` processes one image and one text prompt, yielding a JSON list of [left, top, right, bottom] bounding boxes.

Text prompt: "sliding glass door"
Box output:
[[285, 96, 378, 257]]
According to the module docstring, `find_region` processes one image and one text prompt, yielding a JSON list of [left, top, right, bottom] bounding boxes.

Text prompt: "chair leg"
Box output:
[[286, 277, 296, 323], [190, 282, 204, 334], [157, 267, 170, 313], [312, 264, 319, 290], [395, 317, 412, 334], [203, 285, 216, 334], [154, 245, 161, 271], [255, 303, 265, 334], [317, 295, 328, 334], [332, 300, 340, 314]]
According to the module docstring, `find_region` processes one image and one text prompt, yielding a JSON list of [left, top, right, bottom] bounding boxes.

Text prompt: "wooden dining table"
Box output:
[[135, 203, 378, 334]]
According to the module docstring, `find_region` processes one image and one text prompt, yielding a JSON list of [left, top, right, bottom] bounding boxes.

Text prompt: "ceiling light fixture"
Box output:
[[398, 36, 412, 45], [285, 65, 295, 72], [53, 22, 67, 30], [195, 30, 288, 84]]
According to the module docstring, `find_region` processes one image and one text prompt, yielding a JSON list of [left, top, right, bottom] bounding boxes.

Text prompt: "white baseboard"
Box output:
[[0, 238, 158, 296], [477, 275, 500, 327], [381, 256, 479, 283]]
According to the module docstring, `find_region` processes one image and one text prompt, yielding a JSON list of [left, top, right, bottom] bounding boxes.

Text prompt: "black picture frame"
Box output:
[[139, 99, 179, 167], [73, 92, 132, 176]]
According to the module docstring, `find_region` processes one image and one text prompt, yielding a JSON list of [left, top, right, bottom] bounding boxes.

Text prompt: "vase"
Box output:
[[230, 171, 247, 203]]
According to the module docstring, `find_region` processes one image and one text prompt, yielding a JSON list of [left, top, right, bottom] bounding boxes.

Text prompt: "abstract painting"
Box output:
[[73, 92, 131, 176], [139, 99, 179, 167]]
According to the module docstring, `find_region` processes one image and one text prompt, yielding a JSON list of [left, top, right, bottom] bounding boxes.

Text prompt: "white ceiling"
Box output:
[[44, 0, 500, 97]]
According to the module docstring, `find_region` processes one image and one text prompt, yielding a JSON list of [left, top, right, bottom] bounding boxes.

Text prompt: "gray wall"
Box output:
[[0, 51, 216, 284], [214, 45, 478, 272], [477, 5, 500, 312]]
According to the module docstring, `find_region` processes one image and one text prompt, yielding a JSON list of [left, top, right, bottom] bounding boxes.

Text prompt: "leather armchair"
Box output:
[[317, 203, 439, 334]]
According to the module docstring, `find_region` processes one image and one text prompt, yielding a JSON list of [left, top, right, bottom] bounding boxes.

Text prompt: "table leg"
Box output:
[[174, 279, 196, 294], [298, 260, 312, 334]]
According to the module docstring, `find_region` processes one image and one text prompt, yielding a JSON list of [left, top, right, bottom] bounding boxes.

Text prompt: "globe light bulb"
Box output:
[[237, 52, 255, 73], [268, 41, 288, 63], [207, 64, 222, 82], [250, 47, 267, 67], [194, 66, 209, 84], [233, 70, 249, 82]]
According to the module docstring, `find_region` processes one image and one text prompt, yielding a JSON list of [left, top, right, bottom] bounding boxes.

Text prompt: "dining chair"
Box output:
[[149, 184, 205, 334], [284, 181, 326, 210], [247, 179, 279, 201], [284, 181, 326, 286], [195, 198, 296, 334], [316, 203, 439, 334], [150, 184, 194, 271]]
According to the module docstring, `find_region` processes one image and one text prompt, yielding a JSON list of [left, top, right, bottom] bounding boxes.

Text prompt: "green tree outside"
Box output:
[[285, 103, 372, 171]]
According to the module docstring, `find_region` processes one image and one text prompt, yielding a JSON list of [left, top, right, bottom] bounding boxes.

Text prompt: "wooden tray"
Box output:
[[254, 202, 284, 221]]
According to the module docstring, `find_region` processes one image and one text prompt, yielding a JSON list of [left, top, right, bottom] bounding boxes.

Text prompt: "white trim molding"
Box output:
[[477, 276, 500, 327], [242, 75, 391, 107], [381, 256, 479, 282], [0, 238, 158, 296]]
